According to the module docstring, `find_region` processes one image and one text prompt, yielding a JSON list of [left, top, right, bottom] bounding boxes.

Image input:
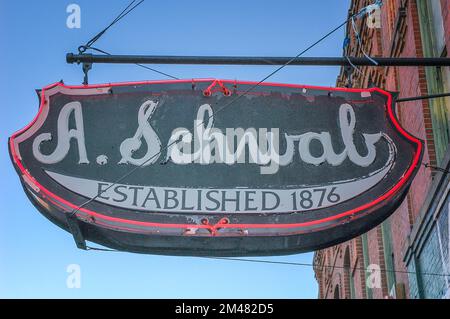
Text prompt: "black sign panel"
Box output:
[[9, 79, 423, 255]]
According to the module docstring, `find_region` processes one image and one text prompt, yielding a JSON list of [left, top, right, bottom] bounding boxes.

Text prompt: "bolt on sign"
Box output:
[[9, 79, 423, 256]]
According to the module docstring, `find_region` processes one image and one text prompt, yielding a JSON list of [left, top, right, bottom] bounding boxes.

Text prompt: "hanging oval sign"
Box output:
[[9, 79, 422, 256]]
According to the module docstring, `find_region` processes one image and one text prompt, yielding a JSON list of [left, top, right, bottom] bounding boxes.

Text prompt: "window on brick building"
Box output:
[[439, 47, 450, 150], [361, 233, 373, 299], [381, 219, 397, 294], [333, 285, 340, 299], [417, 0, 450, 163], [344, 247, 356, 299]]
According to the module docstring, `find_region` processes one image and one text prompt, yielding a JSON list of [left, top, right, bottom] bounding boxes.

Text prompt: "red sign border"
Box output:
[[9, 79, 423, 234]]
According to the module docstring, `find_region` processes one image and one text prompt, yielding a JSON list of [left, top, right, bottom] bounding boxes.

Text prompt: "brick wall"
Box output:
[[314, 0, 450, 299]]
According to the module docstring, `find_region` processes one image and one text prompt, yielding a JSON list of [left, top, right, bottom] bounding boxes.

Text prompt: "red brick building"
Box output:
[[314, 0, 450, 299]]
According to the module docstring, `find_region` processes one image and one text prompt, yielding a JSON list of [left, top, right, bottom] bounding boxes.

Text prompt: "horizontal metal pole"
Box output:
[[66, 53, 450, 66]]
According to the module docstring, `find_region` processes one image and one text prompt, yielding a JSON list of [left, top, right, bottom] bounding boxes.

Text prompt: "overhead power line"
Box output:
[[85, 246, 450, 279], [77, 0, 178, 80], [206, 257, 450, 278], [396, 92, 450, 103], [69, 2, 360, 217], [80, 0, 145, 52], [83, 46, 179, 80], [69, 1, 450, 265]]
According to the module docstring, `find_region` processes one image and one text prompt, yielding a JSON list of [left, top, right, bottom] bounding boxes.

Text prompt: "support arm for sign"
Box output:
[[65, 212, 87, 250], [66, 54, 450, 67], [82, 62, 92, 85], [396, 92, 450, 103]]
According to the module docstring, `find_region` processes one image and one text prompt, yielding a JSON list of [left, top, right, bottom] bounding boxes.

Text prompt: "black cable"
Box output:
[[423, 162, 450, 174], [85, 246, 450, 278], [70, 2, 450, 218], [86, 46, 179, 80], [86, 246, 119, 252], [206, 257, 450, 278], [78, 0, 179, 80], [68, 12, 355, 217], [80, 0, 144, 52], [74, 1, 450, 282], [396, 92, 450, 103]]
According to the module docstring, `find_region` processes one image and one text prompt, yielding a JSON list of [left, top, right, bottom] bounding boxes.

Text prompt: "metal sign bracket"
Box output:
[[65, 213, 87, 250], [82, 62, 92, 85]]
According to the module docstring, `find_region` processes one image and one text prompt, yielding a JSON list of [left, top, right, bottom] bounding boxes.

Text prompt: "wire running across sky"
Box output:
[[84, 245, 450, 279], [69, 0, 450, 280], [70, 1, 378, 217]]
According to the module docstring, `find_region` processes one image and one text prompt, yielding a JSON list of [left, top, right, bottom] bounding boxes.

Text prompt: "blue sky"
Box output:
[[0, 0, 348, 298]]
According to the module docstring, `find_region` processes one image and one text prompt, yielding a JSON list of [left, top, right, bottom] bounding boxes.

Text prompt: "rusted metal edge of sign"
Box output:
[[8, 79, 423, 256]]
